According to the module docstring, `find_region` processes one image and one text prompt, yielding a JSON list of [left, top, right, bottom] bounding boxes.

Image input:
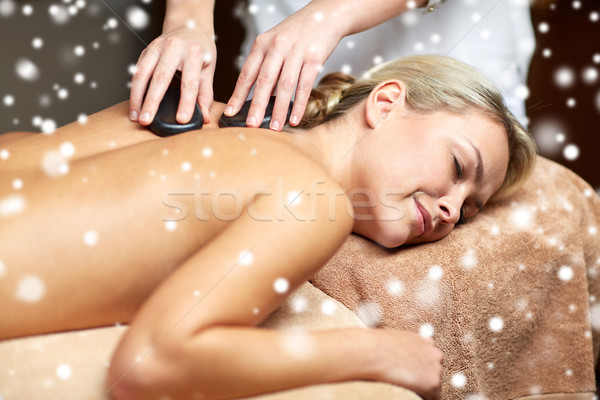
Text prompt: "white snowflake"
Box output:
[[511, 207, 534, 228], [554, 66, 575, 89], [542, 48, 552, 58], [415, 280, 440, 308], [0, 0, 16, 16], [3, 94, 14, 106], [15, 58, 39, 81], [451, 372, 466, 388], [419, 323, 434, 338], [74, 73, 85, 84], [49, 4, 70, 24], [0, 195, 26, 217], [582, 67, 598, 85], [558, 265, 574, 282], [15, 275, 46, 303], [202, 147, 213, 157], [489, 316, 504, 332], [563, 144, 579, 160], [84, 230, 99, 246], [237, 250, 254, 266], [514, 84, 530, 100], [356, 301, 382, 327], [286, 191, 302, 206], [385, 278, 404, 296], [273, 278, 289, 294], [42, 150, 68, 176], [461, 249, 478, 269], [321, 299, 336, 315], [590, 304, 600, 331], [41, 119, 57, 134], [428, 265, 443, 280], [56, 363, 72, 380], [126, 5, 149, 30], [290, 294, 307, 313]]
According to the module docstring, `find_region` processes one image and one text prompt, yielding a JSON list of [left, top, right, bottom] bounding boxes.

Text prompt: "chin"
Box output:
[[369, 230, 411, 249]]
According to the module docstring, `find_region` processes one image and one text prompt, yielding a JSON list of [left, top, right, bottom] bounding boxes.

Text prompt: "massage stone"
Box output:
[[149, 86, 203, 137], [219, 96, 294, 129], [148, 88, 293, 136]]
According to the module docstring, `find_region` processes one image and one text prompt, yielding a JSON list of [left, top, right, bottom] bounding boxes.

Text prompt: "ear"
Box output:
[[365, 79, 406, 129]]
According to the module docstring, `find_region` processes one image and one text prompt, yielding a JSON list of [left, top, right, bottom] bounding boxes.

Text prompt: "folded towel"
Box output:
[[311, 156, 600, 399], [0, 282, 420, 400]]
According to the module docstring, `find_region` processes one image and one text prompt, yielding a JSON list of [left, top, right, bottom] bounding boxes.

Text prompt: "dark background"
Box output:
[[1, 0, 598, 192]]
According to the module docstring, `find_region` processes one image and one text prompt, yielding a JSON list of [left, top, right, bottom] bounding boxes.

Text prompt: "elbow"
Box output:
[[107, 335, 180, 400], [107, 350, 153, 400]]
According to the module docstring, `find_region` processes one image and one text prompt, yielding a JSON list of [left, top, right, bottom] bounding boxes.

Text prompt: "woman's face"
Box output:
[[351, 109, 510, 248]]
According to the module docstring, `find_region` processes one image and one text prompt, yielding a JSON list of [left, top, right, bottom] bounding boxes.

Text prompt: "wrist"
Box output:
[[340, 328, 383, 382], [163, 0, 214, 35]]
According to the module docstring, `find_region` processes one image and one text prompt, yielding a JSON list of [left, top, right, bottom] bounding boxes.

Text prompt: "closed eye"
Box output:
[[453, 156, 463, 180], [453, 156, 466, 224]]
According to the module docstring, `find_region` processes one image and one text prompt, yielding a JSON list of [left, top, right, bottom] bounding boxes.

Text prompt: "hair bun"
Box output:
[[298, 72, 356, 129]]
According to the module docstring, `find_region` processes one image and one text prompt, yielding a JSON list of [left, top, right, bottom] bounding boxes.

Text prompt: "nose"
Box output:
[[437, 194, 463, 225]]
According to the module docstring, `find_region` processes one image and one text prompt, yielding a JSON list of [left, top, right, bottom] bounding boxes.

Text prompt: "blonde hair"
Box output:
[[299, 55, 537, 200]]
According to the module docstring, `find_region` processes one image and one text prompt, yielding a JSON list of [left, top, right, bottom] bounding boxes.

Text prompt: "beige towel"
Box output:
[[312, 156, 600, 399], [0, 283, 420, 400]]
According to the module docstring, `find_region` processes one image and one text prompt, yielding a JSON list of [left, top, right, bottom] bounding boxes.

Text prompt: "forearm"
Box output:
[[302, 0, 428, 37], [113, 326, 379, 400], [163, 0, 215, 34]]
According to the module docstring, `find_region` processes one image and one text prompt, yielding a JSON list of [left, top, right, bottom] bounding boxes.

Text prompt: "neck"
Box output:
[[280, 113, 367, 193]]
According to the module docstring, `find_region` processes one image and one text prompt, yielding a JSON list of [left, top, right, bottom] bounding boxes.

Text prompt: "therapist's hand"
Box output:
[[129, 25, 216, 126], [224, 8, 344, 131]]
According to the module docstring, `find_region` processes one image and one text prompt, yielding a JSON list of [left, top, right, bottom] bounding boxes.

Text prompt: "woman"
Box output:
[[0, 55, 536, 400]]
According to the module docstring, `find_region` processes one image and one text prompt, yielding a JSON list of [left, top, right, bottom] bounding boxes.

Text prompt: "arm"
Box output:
[[130, 0, 216, 127], [225, 0, 427, 131], [107, 175, 442, 399]]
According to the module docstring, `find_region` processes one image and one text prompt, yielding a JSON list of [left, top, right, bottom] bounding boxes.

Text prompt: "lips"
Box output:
[[414, 197, 433, 236]]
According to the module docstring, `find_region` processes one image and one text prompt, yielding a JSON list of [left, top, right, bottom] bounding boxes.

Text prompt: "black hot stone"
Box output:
[[219, 96, 293, 129], [149, 86, 203, 137]]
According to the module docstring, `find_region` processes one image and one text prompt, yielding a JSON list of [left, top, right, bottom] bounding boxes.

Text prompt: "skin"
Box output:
[[130, 0, 426, 131], [0, 80, 507, 400]]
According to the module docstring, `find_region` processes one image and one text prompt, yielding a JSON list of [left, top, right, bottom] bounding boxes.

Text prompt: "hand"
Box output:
[[224, 8, 345, 131], [129, 25, 216, 126], [369, 330, 443, 400]]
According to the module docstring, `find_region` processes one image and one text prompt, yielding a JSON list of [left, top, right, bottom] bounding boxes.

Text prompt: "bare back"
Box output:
[[0, 101, 352, 340]]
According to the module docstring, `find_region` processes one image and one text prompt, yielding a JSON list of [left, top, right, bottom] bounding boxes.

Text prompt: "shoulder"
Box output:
[[194, 126, 354, 239]]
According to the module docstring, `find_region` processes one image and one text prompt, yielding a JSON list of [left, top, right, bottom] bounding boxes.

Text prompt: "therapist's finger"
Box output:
[[177, 44, 203, 124], [270, 58, 302, 131], [225, 46, 265, 117], [129, 47, 160, 122], [139, 48, 181, 126], [197, 62, 215, 124], [246, 52, 284, 128], [289, 62, 321, 127]]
